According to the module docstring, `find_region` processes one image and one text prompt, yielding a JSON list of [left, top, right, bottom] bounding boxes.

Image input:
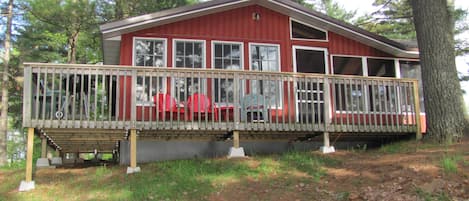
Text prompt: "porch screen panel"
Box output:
[[213, 43, 242, 104], [367, 58, 396, 113], [400, 60, 425, 112], [174, 40, 205, 102], [333, 56, 365, 112], [250, 44, 281, 108], [134, 38, 166, 105]]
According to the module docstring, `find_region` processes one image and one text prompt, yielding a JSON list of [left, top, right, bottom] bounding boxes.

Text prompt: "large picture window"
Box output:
[[213, 42, 243, 104], [173, 39, 205, 102], [250, 43, 282, 108], [133, 38, 167, 105]]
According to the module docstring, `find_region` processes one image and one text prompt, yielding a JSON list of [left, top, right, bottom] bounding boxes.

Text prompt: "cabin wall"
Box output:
[[117, 4, 418, 129]]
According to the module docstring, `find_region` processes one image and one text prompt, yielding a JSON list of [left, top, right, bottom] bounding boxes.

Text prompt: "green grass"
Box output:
[[440, 154, 464, 174], [379, 140, 439, 154], [379, 141, 416, 154], [0, 151, 339, 201]]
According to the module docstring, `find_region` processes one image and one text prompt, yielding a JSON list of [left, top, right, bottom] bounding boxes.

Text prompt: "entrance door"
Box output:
[[292, 46, 328, 123]]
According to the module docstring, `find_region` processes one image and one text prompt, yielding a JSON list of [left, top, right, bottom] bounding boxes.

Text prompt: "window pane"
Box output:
[[232, 45, 240, 58], [155, 42, 164, 55], [249, 44, 281, 108], [333, 56, 362, 75], [291, 20, 327, 40], [214, 58, 223, 69], [231, 59, 241, 69], [215, 44, 222, 57], [367, 58, 395, 77], [154, 56, 164, 67], [134, 39, 165, 67], [176, 42, 184, 56], [223, 44, 231, 57], [175, 56, 184, 67], [194, 43, 203, 56], [185, 42, 193, 56]]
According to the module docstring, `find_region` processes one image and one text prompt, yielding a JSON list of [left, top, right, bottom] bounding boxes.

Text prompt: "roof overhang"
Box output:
[[100, 0, 419, 62]]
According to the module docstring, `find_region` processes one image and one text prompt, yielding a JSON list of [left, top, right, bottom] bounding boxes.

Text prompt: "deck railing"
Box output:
[[23, 63, 420, 133]]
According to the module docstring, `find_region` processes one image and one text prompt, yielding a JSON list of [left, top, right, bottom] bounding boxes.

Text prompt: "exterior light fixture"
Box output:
[[252, 12, 260, 21]]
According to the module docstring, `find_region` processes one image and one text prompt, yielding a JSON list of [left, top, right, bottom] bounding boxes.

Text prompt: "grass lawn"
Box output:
[[1, 138, 468, 201], [0, 151, 339, 201]]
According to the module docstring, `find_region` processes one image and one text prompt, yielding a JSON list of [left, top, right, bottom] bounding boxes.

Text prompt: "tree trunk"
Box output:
[[0, 0, 14, 166], [67, 31, 79, 64], [410, 0, 466, 144]]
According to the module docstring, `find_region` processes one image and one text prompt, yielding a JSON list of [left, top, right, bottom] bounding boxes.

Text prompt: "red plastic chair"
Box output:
[[153, 94, 184, 120], [186, 93, 218, 121]]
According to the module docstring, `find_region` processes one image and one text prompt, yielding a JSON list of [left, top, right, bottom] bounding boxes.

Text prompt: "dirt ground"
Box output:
[[209, 136, 469, 201]]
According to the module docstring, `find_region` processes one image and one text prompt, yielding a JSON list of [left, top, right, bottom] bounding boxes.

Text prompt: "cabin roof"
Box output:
[[99, 0, 419, 64]]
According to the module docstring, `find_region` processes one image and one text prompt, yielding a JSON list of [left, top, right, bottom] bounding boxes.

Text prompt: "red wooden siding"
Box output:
[[117, 4, 423, 131], [328, 32, 392, 57]]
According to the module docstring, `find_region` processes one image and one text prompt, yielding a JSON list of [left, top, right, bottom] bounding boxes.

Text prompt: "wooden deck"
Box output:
[[23, 63, 421, 153]]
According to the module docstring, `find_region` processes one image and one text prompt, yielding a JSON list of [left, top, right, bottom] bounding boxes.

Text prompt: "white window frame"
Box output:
[[211, 40, 244, 106], [292, 46, 329, 122], [398, 59, 425, 115], [248, 42, 282, 109], [330, 54, 410, 114], [172, 39, 207, 101], [132, 37, 168, 106], [290, 18, 329, 42]]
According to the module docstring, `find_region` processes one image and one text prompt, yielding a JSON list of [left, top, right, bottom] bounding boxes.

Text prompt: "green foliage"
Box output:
[[358, 0, 416, 40], [356, 0, 468, 56], [379, 141, 415, 154], [295, 0, 357, 23], [440, 154, 464, 174]]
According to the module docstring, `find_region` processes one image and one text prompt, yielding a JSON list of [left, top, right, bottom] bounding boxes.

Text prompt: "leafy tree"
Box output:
[[411, 0, 466, 143], [98, 0, 198, 21], [357, 0, 468, 55], [295, 0, 357, 23], [21, 0, 99, 64]]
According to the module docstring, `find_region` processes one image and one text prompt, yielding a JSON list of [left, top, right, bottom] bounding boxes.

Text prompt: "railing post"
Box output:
[[23, 65, 32, 128], [412, 80, 422, 140], [323, 77, 332, 131], [130, 70, 137, 129], [233, 72, 240, 130], [320, 76, 335, 154]]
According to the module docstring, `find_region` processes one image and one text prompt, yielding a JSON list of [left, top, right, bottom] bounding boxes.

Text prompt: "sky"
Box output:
[[333, 0, 469, 111]]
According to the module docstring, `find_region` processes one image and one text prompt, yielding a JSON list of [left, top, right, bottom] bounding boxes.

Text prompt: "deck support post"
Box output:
[[127, 129, 140, 174], [51, 149, 62, 166], [36, 136, 50, 168], [413, 80, 422, 140], [320, 132, 335, 154], [228, 131, 245, 158], [19, 128, 35, 191]]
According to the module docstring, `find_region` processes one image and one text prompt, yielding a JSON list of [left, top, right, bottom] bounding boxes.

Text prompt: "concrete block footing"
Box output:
[[51, 157, 62, 165], [126, 167, 141, 174], [320, 146, 336, 154], [18, 181, 35, 192], [36, 158, 50, 167], [228, 147, 246, 158]]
